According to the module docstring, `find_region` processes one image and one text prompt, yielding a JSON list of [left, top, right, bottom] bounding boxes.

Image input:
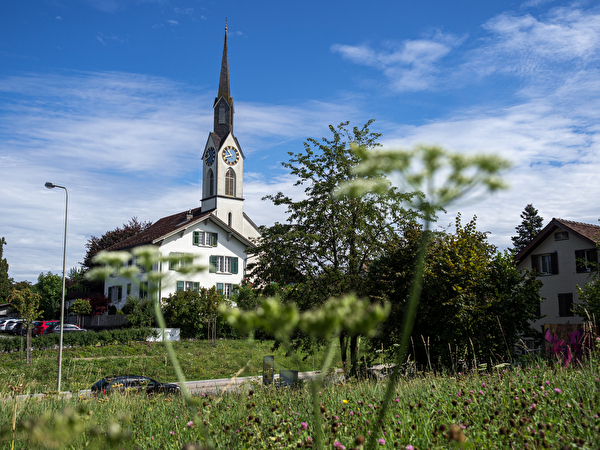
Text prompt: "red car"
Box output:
[[32, 320, 60, 336]]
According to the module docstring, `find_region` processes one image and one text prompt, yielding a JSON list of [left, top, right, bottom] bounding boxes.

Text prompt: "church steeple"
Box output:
[[213, 24, 234, 141]]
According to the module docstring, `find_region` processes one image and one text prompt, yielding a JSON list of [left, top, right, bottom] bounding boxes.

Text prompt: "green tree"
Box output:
[[0, 237, 13, 303], [574, 244, 600, 320], [70, 298, 92, 327], [9, 285, 41, 363], [122, 295, 156, 328], [34, 271, 62, 319], [368, 215, 542, 368], [512, 204, 544, 253], [83, 217, 152, 271], [249, 120, 417, 371]]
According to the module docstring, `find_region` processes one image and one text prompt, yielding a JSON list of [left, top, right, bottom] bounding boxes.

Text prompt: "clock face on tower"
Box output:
[[222, 145, 240, 166], [204, 147, 216, 166]]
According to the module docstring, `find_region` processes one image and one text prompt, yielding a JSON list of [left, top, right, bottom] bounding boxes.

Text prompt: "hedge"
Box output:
[[0, 328, 158, 353]]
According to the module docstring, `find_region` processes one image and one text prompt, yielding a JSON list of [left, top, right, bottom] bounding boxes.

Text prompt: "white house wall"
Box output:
[[517, 226, 593, 330], [104, 220, 248, 310]]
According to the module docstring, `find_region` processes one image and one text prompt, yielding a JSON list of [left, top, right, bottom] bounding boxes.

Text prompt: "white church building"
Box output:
[[104, 28, 260, 309]]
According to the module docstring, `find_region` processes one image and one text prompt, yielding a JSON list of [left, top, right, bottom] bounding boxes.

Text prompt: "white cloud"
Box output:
[[331, 32, 465, 92], [167, 20, 179, 26]]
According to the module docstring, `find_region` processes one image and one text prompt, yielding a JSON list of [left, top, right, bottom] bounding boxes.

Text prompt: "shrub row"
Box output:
[[0, 328, 157, 353]]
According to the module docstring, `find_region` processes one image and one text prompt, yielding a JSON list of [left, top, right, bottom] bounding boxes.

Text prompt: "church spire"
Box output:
[[213, 22, 234, 141], [218, 22, 231, 101]]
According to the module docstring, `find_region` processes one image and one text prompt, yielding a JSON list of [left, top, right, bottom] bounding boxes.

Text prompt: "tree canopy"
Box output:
[[368, 215, 542, 368], [512, 204, 544, 253], [248, 120, 417, 370], [34, 271, 62, 319], [83, 217, 152, 271], [0, 237, 13, 304]]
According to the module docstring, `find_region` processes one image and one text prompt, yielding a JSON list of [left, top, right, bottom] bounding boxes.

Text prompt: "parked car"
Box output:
[[33, 320, 60, 336], [49, 324, 87, 333], [91, 376, 180, 395], [4, 319, 23, 333], [12, 321, 41, 336], [0, 319, 19, 332]]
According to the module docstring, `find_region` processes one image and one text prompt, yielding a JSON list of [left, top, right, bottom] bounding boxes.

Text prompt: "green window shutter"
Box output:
[[211, 232, 218, 247], [209, 255, 217, 273], [232, 284, 239, 295], [193, 231, 200, 246], [176, 281, 184, 292], [531, 255, 539, 273], [231, 257, 238, 274], [216, 283, 224, 295], [193, 282, 200, 292]]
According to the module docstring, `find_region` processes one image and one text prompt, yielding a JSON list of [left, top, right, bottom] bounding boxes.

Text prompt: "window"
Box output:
[[216, 283, 239, 298], [219, 104, 226, 124], [558, 293, 574, 317], [108, 286, 123, 303], [126, 284, 132, 296], [225, 169, 235, 196], [575, 248, 598, 273], [176, 281, 200, 292], [140, 282, 149, 300], [531, 253, 558, 275], [169, 252, 192, 271], [193, 231, 218, 247], [209, 255, 239, 274], [208, 169, 214, 196], [554, 231, 569, 241]]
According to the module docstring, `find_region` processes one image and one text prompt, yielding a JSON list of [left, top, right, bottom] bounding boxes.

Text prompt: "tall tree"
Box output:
[[83, 217, 152, 271], [9, 285, 41, 364], [512, 204, 544, 253], [249, 120, 417, 371], [0, 237, 13, 303], [34, 271, 62, 319]]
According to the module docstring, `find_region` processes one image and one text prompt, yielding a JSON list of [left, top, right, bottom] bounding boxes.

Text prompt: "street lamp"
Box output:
[[45, 181, 68, 393]]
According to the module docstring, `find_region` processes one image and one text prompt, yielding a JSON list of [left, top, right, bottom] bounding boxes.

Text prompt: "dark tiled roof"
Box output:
[[515, 218, 600, 263], [107, 207, 212, 251]]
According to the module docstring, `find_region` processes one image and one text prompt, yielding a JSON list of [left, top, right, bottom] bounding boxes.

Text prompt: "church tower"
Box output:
[[201, 25, 245, 232]]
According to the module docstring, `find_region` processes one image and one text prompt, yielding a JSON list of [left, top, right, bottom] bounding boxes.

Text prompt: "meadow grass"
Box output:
[[0, 339, 342, 396], [1, 354, 599, 449]]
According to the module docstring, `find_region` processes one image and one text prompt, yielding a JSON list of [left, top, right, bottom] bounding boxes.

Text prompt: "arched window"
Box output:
[[219, 104, 226, 124], [228, 212, 232, 226], [225, 169, 235, 196], [208, 169, 214, 196]]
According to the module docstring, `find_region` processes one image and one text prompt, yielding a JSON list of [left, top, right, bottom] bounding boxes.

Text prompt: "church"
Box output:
[[103, 27, 260, 309]]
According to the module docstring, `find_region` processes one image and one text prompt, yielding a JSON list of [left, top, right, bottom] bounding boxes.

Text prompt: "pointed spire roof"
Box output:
[[217, 23, 231, 102]]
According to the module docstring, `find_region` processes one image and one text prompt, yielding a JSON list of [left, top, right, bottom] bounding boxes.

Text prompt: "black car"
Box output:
[[91, 376, 180, 395], [11, 321, 41, 336]]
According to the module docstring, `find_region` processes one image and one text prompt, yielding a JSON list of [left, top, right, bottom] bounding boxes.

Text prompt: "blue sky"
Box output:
[[1, 0, 600, 282]]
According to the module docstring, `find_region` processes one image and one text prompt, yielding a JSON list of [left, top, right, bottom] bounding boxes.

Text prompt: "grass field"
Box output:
[[0, 338, 343, 396], [1, 352, 599, 449]]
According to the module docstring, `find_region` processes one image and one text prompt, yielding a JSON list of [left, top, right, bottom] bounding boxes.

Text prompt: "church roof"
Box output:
[[107, 206, 255, 252]]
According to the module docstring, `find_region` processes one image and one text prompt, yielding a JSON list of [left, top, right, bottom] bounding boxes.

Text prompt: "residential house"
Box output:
[[515, 218, 599, 332]]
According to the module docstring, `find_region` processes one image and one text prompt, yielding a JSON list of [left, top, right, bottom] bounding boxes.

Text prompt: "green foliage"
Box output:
[[70, 298, 92, 316], [162, 287, 224, 338], [368, 215, 542, 367], [34, 271, 62, 319], [0, 237, 12, 303], [122, 295, 156, 328], [574, 248, 600, 320], [511, 204, 544, 253], [249, 121, 417, 369]]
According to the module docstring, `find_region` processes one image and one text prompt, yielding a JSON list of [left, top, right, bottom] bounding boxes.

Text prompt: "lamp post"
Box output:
[[45, 181, 68, 393]]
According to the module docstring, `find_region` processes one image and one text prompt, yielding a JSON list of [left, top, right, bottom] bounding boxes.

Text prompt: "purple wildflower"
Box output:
[[378, 438, 386, 445]]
